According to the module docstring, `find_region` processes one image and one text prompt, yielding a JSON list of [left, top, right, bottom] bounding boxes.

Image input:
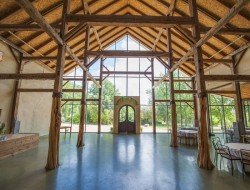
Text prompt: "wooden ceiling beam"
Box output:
[[127, 29, 194, 76], [0, 24, 45, 31], [86, 50, 169, 58], [204, 75, 250, 82], [14, 0, 100, 88], [200, 26, 250, 36], [128, 29, 194, 75], [66, 14, 195, 28], [128, 4, 223, 61], [0, 73, 55, 80], [151, 0, 177, 50], [82, 0, 103, 50], [170, 0, 249, 73], [64, 28, 128, 73], [23, 50, 169, 60], [158, 0, 241, 52], [40, 4, 129, 67]]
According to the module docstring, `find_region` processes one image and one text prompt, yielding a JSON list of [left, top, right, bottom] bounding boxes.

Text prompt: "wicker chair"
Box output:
[[240, 149, 250, 178], [217, 143, 240, 175], [177, 131, 186, 144], [211, 137, 224, 167], [186, 133, 197, 146]]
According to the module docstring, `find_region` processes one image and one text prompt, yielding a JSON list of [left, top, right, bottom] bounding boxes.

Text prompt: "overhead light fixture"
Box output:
[[0, 51, 3, 62]]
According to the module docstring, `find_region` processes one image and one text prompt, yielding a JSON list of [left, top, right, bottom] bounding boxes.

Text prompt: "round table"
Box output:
[[179, 130, 198, 134], [225, 143, 250, 173], [225, 143, 250, 150], [178, 130, 198, 145]]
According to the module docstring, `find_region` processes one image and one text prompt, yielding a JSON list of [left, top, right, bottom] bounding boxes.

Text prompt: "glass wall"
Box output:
[[61, 34, 240, 134], [208, 94, 236, 133]]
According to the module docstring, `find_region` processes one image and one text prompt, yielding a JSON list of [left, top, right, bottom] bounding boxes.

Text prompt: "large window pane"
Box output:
[[128, 58, 139, 71], [128, 77, 139, 96]]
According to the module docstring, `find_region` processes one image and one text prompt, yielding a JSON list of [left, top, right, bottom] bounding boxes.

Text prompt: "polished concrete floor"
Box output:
[[0, 133, 249, 190]]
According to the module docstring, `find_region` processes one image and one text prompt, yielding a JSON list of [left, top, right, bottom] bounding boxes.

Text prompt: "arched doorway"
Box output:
[[113, 96, 140, 134], [119, 105, 135, 134]]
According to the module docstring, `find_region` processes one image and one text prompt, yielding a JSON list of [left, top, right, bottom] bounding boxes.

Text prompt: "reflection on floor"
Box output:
[[0, 134, 249, 190], [61, 123, 171, 133]]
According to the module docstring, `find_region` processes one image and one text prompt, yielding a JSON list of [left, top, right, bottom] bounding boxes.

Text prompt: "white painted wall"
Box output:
[[0, 41, 53, 136]]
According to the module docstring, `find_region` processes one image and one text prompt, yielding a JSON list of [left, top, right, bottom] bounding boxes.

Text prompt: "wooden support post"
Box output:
[[232, 56, 245, 138], [77, 25, 90, 147], [167, 28, 178, 147], [151, 58, 156, 134], [97, 58, 103, 134], [189, 0, 214, 170], [45, 0, 70, 170], [191, 77, 198, 127], [10, 53, 24, 134]]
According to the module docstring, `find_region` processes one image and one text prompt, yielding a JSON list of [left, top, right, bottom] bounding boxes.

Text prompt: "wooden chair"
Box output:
[[242, 135, 250, 144], [60, 126, 72, 136], [217, 143, 240, 175], [240, 149, 250, 178]]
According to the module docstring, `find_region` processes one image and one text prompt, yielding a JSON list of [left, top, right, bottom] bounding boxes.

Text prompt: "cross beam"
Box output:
[[0, 73, 56, 80], [22, 55, 231, 64], [204, 75, 250, 82], [86, 50, 169, 58], [14, 0, 100, 88], [66, 14, 195, 28], [154, 0, 249, 88]]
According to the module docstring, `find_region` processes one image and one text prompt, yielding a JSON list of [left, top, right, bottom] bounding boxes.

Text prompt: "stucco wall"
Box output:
[[236, 48, 250, 75], [0, 42, 16, 131], [0, 41, 53, 136], [204, 49, 250, 91], [18, 62, 53, 136]]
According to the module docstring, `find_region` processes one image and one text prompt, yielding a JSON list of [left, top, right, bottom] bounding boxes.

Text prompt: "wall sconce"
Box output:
[[0, 51, 3, 62]]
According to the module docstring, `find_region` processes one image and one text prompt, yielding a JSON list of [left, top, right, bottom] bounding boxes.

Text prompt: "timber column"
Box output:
[[151, 58, 156, 134], [167, 28, 178, 147], [232, 56, 245, 140], [189, 0, 214, 170], [46, 0, 70, 170], [97, 58, 103, 134], [191, 77, 198, 128], [10, 52, 23, 134], [77, 25, 90, 147]]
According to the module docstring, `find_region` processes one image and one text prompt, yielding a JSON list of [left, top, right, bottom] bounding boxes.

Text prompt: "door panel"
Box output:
[[118, 105, 135, 134]]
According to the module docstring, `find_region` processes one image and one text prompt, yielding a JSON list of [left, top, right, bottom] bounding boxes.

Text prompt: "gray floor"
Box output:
[[0, 133, 249, 190]]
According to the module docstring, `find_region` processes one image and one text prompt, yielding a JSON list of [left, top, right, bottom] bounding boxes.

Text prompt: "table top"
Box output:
[[225, 143, 250, 151], [179, 130, 198, 134]]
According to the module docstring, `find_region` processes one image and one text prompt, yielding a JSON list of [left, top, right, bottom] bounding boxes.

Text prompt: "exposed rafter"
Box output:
[[14, 0, 100, 88]]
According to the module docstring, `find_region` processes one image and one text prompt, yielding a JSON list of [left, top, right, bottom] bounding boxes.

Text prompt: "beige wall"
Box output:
[[236, 48, 250, 75], [205, 63, 232, 90], [0, 41, 53, 136], [205, 48, 250, 91], [0, 42, 16, 131]]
